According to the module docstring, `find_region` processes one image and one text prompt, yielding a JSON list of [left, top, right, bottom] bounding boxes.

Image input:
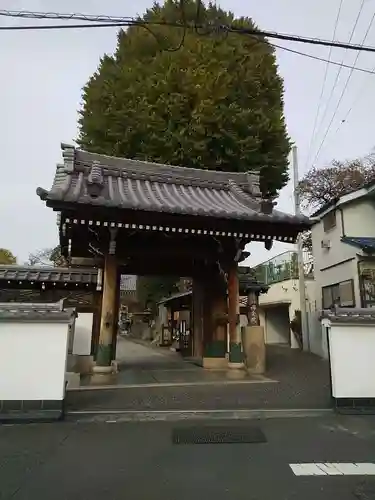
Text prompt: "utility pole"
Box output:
[[292, 145, 310, 351]]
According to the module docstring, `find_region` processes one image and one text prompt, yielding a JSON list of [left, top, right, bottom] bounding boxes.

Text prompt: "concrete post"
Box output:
[[228, 262, 244, 369]]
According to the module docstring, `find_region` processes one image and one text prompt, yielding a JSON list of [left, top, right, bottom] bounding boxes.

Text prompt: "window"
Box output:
[[323, 210, 336, 232], [322, 279, 355, 309]]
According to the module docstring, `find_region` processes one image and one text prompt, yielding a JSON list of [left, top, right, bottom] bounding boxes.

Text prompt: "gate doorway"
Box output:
[[36, 144, 315, 405]]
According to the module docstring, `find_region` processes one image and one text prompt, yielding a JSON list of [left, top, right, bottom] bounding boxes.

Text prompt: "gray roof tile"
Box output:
[[321, 306, 375, 324], [37, 145, 310, 227], [0, 302, 74, 322], [0, 265, 98, 286]]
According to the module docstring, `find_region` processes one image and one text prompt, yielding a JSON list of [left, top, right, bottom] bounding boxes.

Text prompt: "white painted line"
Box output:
[[314, 463, 343, 475], [290, 463, 375, 476], [290, 464, 327, 476]]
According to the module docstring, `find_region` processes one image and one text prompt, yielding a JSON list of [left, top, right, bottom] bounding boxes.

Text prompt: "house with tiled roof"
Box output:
[[311, 180, 375, 312]]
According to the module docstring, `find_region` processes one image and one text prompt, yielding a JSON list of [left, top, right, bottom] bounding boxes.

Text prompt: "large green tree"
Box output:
[[0, 248, 16, 265], [78, 0, 290, 197]]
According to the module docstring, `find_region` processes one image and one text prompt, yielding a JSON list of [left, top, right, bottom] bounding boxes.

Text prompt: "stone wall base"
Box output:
[[75, 355, 95, 375], [242, 325, 266, 374], [202, 357, 228, 369], [65, 372, 80, 390], [0, 399, 64, 423]]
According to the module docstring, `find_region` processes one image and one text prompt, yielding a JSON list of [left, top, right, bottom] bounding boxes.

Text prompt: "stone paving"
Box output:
[[68, 338, 332, 412], [81, 337, 272, 387]]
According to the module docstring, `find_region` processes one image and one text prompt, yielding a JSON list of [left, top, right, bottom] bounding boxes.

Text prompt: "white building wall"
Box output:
[[310, 198, 375, 356], [72, 312, 93, 355], [343, 200, 375, 237], [0, 322, 69, 400], [311, 209, 357, 275]]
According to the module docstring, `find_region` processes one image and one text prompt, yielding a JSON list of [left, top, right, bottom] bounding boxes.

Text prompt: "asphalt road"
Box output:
[[2, 415, 375, 499]]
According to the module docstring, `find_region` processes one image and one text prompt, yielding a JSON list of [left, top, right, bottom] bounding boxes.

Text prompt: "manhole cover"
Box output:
[[172, 424, 267, 445]]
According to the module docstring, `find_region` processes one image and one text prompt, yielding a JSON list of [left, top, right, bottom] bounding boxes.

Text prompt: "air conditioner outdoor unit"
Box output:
[[321, 239, 331, 249]]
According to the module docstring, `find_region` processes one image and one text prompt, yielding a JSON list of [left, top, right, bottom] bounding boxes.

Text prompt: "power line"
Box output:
[[328, 59, 375, 142], [310, 0, 366, 167], [304, 0, 344, 172], [312, 1, 375, 166], [0, 10, 133, 23], [271, 43, 375, 76], [3, 9, 375, 53], [0, 21, 140, 30]]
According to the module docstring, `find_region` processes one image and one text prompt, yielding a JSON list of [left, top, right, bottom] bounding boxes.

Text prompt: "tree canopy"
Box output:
[[78, 0, 290, 197], [298, 153, 375, 251], [298, 155, 375, 210], [137, 275, 180, 313], [0, 248, 16, 265], [27, 246, 66, 267]]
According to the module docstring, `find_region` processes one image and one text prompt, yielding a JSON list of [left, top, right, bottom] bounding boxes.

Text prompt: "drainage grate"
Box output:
[[172, 424, 267, 445]]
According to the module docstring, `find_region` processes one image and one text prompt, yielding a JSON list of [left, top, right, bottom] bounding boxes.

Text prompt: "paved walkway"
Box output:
[[2, 415, 375, 499], [68, 338, 331, 412], [98, 337, 270, 386]]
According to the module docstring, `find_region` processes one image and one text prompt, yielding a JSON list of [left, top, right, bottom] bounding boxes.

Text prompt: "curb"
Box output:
[[66, 408, 333, 423], [68, 377, 277, 391]]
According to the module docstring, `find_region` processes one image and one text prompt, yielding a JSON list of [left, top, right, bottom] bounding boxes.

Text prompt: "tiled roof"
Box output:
[[159, 291, 250, 308], [0, 265, 99, 286], [321, 306, 375, 324], [0, 302, 74, 322], [158, 291, 192, 306], [36, 144, 310, 227], [238, 267, 268, 293], [341, 236, 375, 252]]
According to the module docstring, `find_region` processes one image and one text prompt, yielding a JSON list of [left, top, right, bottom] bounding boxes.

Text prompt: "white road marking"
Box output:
[[290, 463, 375, 476]]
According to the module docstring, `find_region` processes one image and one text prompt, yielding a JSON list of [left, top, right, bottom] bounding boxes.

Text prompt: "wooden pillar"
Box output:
[[170, 305, 176, 346], [110, 271, 121, 362], [94, 254, 118, 371], [202, 272, 227, 369], [91, 291, 102, 359], [192, 279, 204, 359], [247, 290, 260, 327], [228, 261, 244, 368]]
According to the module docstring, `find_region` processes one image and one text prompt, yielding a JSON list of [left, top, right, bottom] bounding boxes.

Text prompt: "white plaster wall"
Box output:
[[0, 322, 69, 400], [326, 322, 375, 398], [311, 210, 357, 274], [259, 278, 315, 311], [72, 312, 93, 356], [343, 200, 375, 237]]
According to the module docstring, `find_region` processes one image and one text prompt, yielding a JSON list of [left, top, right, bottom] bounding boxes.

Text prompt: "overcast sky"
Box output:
[[1, 0, 375, 267]]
